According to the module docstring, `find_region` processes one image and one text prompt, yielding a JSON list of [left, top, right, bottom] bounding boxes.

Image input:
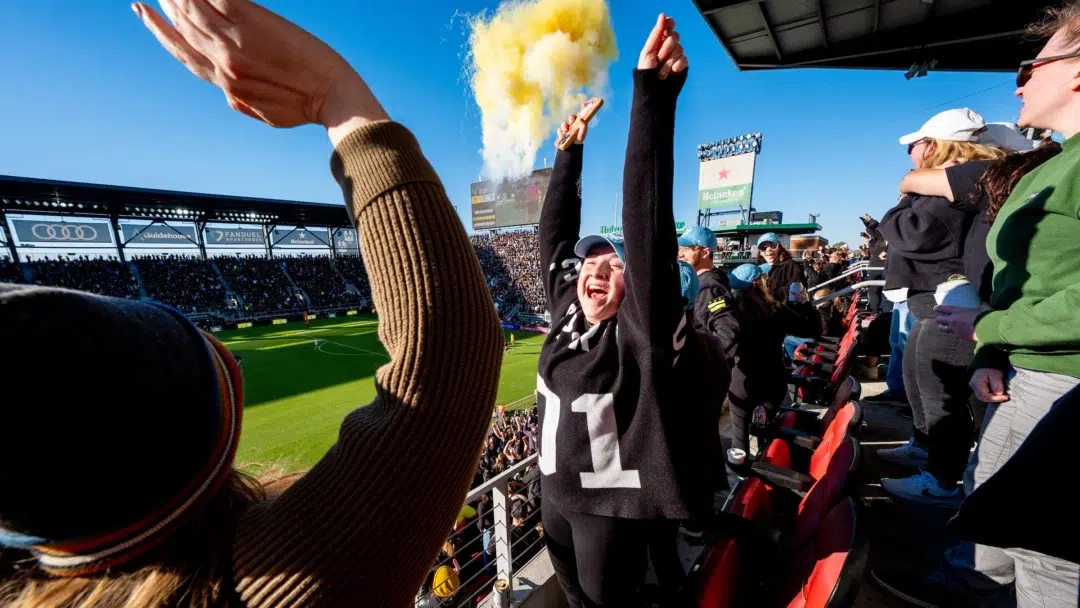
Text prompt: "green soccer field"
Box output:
[[220, 315, 543, 472]]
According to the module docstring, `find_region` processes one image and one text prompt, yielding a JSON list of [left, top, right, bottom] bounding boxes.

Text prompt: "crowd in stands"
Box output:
[[470, 230, 544, 316], [0, 259, 23, 284], [334, 255, 374, 306], [213, 255, 305, 314], [133, 255, 226, 313], [419, 407, 542, 606], [26, 256, 140, 299], [281, 255, 364, 309]]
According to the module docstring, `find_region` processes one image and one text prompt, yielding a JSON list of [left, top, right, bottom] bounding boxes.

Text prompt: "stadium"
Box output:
[[2, 0, 1077, 607]]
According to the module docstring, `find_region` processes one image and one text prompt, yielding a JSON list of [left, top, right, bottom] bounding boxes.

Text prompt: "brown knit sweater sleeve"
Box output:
[[232, 121, 503, 608]]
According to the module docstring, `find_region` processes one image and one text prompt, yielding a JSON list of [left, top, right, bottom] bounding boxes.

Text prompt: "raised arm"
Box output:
[[136, 3, 502, 606], [900, 169, 954, 201], [539, 115, 587, 318], [620, 15, 689, 350]]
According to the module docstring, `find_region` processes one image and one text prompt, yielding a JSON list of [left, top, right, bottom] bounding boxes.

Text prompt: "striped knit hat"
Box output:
[[0, 284, 243, 576]]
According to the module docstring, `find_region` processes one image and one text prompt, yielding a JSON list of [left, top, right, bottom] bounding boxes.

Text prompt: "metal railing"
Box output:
[[808, 266, 884, 292], [812, 280, 886, 306], [416, 453, 541, 608]]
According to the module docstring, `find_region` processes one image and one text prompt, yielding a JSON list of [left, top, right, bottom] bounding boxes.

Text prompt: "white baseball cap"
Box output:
[[899, 108, 986, 146], [979, 122, 1037, 152]]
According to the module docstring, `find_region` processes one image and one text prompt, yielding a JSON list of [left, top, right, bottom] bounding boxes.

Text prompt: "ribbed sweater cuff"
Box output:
[[330, 121, 443, 221]]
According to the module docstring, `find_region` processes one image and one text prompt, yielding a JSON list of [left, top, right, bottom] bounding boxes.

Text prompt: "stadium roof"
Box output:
[[692, 0, 1057, 73], [0, 174, 351, 228]]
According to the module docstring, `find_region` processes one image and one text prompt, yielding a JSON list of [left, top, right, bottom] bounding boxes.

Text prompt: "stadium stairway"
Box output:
[[127, 262, 149, 299], [208, 260, 247, 312], [279, 261, 311, 309]]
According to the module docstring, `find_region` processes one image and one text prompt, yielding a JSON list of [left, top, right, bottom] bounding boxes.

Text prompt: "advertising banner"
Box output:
[[470, 168, 552, 230], [122, 223, 198, 245], [271, 228, 330, 247], [332, 228, 359, 253], [272, 319, 288, 325], [205, 227, 265, 246], [12, 219, 113, 244], [237, 322, 253, 329], [698, 152, 756, 210], [347, 310, 359, 316]]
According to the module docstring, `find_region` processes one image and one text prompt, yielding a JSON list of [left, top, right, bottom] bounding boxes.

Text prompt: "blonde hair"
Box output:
[[814, 288, 842, 311], [923, 139, 1005, 169], [0, 470, 268, 608]]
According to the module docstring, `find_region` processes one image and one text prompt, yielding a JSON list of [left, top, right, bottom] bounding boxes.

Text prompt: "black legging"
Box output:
[[542, 496, 650, 607], [903, 292, 976, 486]]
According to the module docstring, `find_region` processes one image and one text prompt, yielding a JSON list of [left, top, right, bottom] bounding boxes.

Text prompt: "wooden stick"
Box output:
[[556, 98, 605, 150]]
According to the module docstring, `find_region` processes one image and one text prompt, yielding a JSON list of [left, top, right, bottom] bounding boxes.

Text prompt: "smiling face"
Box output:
[[577, 244, 625, 324], [759, 241, 779, 264], [1017, 29, 1080, 131], [678, 245, 712, 272]]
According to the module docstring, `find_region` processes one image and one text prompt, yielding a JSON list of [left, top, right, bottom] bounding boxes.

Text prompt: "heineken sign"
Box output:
[[600, 221, 686, 235], [698, 152, 756, 210]]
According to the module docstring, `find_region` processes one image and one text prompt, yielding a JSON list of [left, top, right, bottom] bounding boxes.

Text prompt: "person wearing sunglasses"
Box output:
[[929, 5, 1080, 606], [875, 108, 1004, 505], [754, 232, 805, 301]]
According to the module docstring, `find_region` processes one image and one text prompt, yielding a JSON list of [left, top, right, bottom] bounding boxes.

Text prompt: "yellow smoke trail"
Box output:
[[469, 0, 618, 180]]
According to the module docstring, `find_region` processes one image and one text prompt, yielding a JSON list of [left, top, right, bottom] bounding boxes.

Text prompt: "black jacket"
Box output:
[[861, 217, 887, 278], [692, 269, 736, 342], [713, 297, 822, 404], [536, 69, 719, 521], [878, 193, 973, 292], [944, 161, 994, 302], [765, 258, 807, 301], [950, 384, 1080, 563]]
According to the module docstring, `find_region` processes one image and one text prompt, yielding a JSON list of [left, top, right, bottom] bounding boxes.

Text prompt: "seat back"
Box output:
[[817, 399, 864, 447], [797, 437, 860, 543], [831, 376, 860, 409], [785, 498, 868, 608], [695, 477, 775, 608]]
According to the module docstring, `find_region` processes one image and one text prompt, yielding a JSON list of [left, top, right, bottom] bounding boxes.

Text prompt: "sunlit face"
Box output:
[[577, 244, 625, 324], [908, 139, 935, 169], [1017, 30, 1080, 130], [678, 245, 711, 271], [759, 242, 779, 264]]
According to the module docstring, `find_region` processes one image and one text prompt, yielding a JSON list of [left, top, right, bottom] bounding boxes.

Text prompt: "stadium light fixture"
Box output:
[[697, 132, 763, 161]]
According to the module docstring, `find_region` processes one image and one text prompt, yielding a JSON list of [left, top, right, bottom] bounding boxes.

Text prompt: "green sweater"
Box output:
[[972, 133, 1080, 378]]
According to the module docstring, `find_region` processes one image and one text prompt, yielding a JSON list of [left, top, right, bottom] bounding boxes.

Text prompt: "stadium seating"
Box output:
[[213, 256, 305, 314], [26, 257, 140, 299], [281, 255, 363, 309], [470, 231, 544, 318], [0, 259, 23, 283], [134, 255, 227, 313], [333, 256, 373, 306]]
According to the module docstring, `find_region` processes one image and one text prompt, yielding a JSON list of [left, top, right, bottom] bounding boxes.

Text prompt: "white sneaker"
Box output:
[[877, 437, 929, 468], [882, 471, 961, 506]]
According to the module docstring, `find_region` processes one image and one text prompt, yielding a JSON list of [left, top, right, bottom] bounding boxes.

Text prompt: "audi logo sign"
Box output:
[[12, 219, 113, 244]]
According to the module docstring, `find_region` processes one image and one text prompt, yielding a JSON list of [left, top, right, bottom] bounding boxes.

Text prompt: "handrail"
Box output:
[[466, 453, 538, 503], [812, 280, 886, 306], [809, 266, 883, 292]]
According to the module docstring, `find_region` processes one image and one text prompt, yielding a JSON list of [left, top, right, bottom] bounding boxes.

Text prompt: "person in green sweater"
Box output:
[[934, 4, 1080, 606]]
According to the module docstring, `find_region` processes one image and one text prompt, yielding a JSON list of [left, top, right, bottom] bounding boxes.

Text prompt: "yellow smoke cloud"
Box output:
[[469, 0, 618, 180]]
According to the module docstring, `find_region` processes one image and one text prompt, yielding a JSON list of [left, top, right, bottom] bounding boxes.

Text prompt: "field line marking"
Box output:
[[314, 338, 389, 359]]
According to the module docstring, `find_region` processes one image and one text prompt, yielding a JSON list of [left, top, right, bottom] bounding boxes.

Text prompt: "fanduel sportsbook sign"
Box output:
[[204, 227, 265, 246], [698, 152, 756, 210], [272, 228, 329, 247], [12, 219, 113, 244], [122, 224, 198, 245]]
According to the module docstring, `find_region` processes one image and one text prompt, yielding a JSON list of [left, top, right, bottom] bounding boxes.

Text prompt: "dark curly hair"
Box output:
[[978, 142, 1062, 224]]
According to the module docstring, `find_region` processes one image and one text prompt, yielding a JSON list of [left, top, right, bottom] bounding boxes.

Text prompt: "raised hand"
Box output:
[[557, 112, 588, 146], [637, 13, 688, 79], [134, 0, 388, 144]]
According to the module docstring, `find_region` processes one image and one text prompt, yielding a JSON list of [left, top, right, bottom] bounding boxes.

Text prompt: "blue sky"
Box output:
[[0, 0, 1025, 246]]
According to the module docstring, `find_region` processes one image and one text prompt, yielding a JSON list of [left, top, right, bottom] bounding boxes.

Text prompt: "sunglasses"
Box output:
[[758, 242, 778, 251], [906, 138, 928, 155], [1017, 51, 1080, 88]]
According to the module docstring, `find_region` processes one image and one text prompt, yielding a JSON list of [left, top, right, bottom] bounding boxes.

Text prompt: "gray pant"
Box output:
[[967, 368, 1080, 607]]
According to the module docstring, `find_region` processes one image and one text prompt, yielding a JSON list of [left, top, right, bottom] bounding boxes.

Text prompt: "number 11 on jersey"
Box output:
[[536, 376, 642, 490]]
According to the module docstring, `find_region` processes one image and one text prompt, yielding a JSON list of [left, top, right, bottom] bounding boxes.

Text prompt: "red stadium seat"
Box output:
[[783, 498, 868, 608]]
